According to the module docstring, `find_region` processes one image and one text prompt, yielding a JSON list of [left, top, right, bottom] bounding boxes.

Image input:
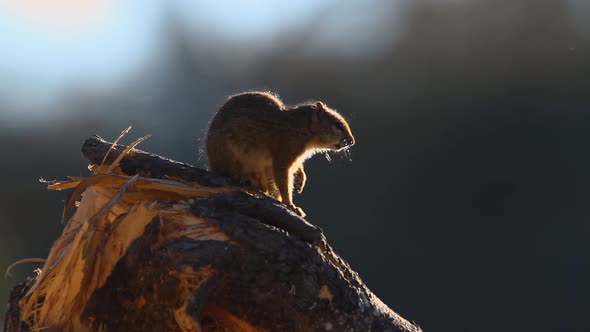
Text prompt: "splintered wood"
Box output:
[[18, 141, 233, 332]]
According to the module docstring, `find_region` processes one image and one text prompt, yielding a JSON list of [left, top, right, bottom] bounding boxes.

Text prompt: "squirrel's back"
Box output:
[[216, 91, 285, 115], [206, 91, 309, 156], [206, 92, 289, 178]]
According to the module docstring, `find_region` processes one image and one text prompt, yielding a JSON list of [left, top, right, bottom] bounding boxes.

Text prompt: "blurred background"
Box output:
[[1, 0, 589, 331]]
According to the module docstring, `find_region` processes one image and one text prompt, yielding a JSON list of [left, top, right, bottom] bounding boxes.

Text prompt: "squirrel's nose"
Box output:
[[348, 136, 355, 146], [339, 136, 355, 148]]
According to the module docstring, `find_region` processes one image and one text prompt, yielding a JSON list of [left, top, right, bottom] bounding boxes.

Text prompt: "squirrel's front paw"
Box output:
[[293, 169, 306, 194], [293, 176, 304, 194]]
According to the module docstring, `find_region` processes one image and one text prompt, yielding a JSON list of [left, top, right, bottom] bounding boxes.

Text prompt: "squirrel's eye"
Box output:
[[334, 122, 345, 131]]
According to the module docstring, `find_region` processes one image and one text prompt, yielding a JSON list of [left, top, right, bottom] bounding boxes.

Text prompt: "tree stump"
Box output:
[[4, 135, 421, 332]]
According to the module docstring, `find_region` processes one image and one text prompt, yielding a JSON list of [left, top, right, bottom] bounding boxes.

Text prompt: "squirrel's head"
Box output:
[[306, 102, 355, 151]]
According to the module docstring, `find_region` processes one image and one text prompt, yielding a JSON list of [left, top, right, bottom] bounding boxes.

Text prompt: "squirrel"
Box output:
[[205, 91, 355, 216]]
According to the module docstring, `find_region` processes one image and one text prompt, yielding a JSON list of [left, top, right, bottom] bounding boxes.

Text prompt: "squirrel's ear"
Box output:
[[316, 102, 325, 112]]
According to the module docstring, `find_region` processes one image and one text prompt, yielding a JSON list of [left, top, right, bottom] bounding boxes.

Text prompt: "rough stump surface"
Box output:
[[4, 135, 421, 332]]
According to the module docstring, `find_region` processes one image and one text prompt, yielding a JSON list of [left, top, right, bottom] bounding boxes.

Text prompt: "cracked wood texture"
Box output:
[[4, 135, 421, 332]]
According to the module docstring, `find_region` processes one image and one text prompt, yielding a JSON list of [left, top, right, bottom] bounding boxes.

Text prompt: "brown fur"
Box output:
[[206, 91, 355, 216]]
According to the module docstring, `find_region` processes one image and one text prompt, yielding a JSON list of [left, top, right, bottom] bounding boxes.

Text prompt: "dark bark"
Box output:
[[4, 136, 421, 332], [3, 280, 32, 332], [81, 135, 237, 188]]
